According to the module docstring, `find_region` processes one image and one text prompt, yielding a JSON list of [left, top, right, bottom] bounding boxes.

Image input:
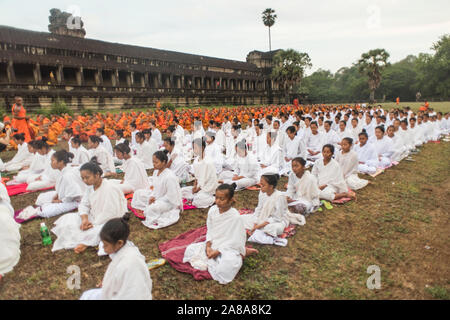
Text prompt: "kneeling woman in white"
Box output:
[[33, 150, 85, 218], [51, 160, 128, 254], [181, 138, 219, 208], [87, 135, 116, 177], [2, 133, 33, 172], [111, 142, 149, 194], [70, 135, 90, 166], [219, 140, 260, 190], [286, 157, 321, 214], [335, 137, 369, 190], [80, 218, 152, 300], [26, 137, 61, 191], [0, 183, 20, 281], [259, 131, 283, 177], [183, 184, 249, 285], [311, 144, 356, 202], [353, 131, 378, 175], [131, 151, 183, 229]]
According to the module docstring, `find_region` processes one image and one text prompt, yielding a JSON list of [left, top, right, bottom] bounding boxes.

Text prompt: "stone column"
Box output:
[[95, 68, 103, 86], [127, 72, 133, 87], [181, 75, 185, 89], [144, 73, 149, 87], [169, 74, 174, 88], [56, 65, 64, 84], [6, 61, 16, 83], [157, 73, 162, 88], [112, 69, 119, 87], [33, 63, 41, 84], [76, 67, 84, 86]]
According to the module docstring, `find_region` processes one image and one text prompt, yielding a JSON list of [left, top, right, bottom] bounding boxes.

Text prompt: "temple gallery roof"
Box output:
[[0, 25, 260, 72]]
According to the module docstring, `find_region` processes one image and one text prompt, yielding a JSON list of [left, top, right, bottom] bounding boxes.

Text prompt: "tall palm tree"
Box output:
[[262, 8, 277, 52], [357, 49, 390, 103]]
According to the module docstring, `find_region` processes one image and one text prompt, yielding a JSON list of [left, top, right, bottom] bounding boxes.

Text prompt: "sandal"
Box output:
[[321, 200, 334, 210]]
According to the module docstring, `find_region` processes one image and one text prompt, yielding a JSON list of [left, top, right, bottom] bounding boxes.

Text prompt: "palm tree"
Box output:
[[262, 8, 277, 52], [356, 49, 390, 103]]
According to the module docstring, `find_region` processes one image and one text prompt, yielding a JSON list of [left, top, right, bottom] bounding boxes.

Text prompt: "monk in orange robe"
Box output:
[[11, 97, 32, 142]]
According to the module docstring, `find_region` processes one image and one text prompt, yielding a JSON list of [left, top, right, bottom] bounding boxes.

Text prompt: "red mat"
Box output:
[[158, 226, 213, 281], [6, 183, 54, 197], [14, 209, 39, 224]]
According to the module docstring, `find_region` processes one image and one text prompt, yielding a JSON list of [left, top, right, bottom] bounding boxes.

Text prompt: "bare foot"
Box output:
[[348, 190, 357, 201], [74, 244, 88, 254], [245, 247, 259, 257]]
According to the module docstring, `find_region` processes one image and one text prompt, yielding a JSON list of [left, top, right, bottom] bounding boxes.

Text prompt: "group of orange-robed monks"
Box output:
[[2, 96, 433, 149]]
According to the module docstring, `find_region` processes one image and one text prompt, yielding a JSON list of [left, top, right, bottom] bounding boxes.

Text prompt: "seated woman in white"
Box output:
[[12, 140, 45, 184], [2, 133, 33, 172], [335, 137, 369, 190], [80, 218, 152, 300], [87, 135, 116, 177], [183, 184, 254, 285], [51, 160, 128, 254], [135, 131, 157, 170], [336, 120, 353, 146], [26, 138, 61, 191], [282, 126, 307, 175], [131, 151, 183, 229], [305, 121, 324, 161], [242, 174, 289, 239], [62, 128, 75, 154], [259, 131, 283, 177], [219, 140, 260, 191], [111, 142, 149, 194], [163, 137, 190, 183], [29, 150, 85, 218], [205, 131, 224, 174], [386, 125, 409, 162], [353, 131, 378, 174], [0, 183, 20, 282], [96, 127, 114, 156], [371, 126, 394, 168], [311, 144, 356, 202], [285, 157, 321, 215], [70, 135, 90, 166], [112, 129, 126, 165], [181, 138, 219, 208]]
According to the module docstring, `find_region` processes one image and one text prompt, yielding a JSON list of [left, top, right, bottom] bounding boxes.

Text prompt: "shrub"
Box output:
[[161, 102, 176, 112], [50, 99, 73, 116]]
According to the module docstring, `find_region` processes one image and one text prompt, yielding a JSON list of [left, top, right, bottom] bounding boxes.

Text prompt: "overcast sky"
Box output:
[[1, 0, 449, 74]]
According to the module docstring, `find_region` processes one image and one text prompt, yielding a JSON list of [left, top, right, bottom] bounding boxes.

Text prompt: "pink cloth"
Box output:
[[14, 209, 38, 224], [332, 188, 354, 204], [182, 198, 197, 210], [7, 183, 54, 197], [158, 226, 212, 281]]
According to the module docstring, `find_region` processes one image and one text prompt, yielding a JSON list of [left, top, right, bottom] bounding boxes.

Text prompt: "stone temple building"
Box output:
[[0, 9, 283, 111]]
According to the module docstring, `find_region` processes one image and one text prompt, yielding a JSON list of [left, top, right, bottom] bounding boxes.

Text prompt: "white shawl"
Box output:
[[312, 158, 348, 193], [122, 157, 150, 191]]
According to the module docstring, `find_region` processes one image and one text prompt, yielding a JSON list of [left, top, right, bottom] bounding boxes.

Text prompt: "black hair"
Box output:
[[193, 137, 206, 149], [342, 137, 353, 145], [261, 174, 280, 188], [143, 129, 152, 136], [163, 137, 175, 146], [358, 131, 368, 138], [114, 142, 131, 155], [322, 144, 335, 154], [236, 139, 247, 151], [257, 124, 264, 130], [35, 137, 50, 150], [292, 157, 306, 167], [130, 122, 137, 129], [89, 135, 103, 144], [206, 131, 216, 140], [12, 133, 26, 141], [166, 125, 176, 133], [153, 150, 169, 163], [286, 126, 296, 134], [71, 135, 82, 146], [232, 124, 241, 131], [375, 125, 385, 134], [52, 150, 74, 164], [325, 120, 333, 126], [115, 129, 124, 138], [136, 132, 145, 140], [216, 183, 236, 200], [64, 128, 73, 136], [310, 121, 318, 127], [96, 127, 105, 135], [80, 157, 103, 176], [99, 217, 130, 245], [266, 115, 273, 121]]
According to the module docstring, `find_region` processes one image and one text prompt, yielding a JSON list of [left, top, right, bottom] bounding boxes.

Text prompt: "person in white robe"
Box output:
[[149, 120, 163, 147], [135, 132, 158, 170], [51, 161, 128, 254], [10, 141, 46, 185], [311, 144, 356, 201], [353, 131, 379, 174], [219, 141, 260, 190], [335, 138, 369, 190], [70, 136, 90, 166], [181, 138, 219, 208], [26, 139, 61, 191], [371, 126, 394, 168], [163, 137, 190, 183], [131, 151, 183, 229], [110, 142, 149, 194], [62, 129, 76, 155], [130, 123, 139, 150], [183, 184, 248, 285], [282, 126, 307, 175], [2, 133, 33, 172], [285, 157, 321, 214], [87, 135, 116, 177], [242, 174, 306, 245], [305, 122, 324, 161], [0, 183, 20, 279], [205, 132, 224, 174], [80, 218, 152, 300], [26, 150, 85, 219], [253, 124, 267, 162], [322, 121, 340, 149], [259, 131, 283, 177], [386, 126, 409, 162]]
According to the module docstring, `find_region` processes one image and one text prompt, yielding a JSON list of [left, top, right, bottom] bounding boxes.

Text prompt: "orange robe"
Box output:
[[11, 104, 32, 142]]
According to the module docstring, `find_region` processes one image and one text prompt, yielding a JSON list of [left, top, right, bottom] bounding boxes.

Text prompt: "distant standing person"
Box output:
[[11, 96, 32, 142]]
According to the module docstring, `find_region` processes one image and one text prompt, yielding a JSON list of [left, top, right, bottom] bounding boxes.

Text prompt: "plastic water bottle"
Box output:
[[40, 223, 52, 246]]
